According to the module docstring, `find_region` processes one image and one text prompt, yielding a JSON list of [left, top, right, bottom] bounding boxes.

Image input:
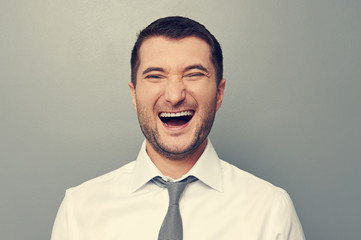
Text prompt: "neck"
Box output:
[[146, 139, 208, 179]]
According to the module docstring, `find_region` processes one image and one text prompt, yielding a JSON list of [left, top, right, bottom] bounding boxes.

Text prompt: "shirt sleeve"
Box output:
[[275, 191, 306, 240], [51, 191, 70, 240]]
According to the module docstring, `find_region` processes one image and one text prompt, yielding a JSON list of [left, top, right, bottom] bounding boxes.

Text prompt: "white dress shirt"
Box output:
[[51, 140, 305, 240]]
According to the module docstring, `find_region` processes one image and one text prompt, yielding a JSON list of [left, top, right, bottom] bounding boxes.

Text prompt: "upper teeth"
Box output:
[[159, 111, 193, 117]]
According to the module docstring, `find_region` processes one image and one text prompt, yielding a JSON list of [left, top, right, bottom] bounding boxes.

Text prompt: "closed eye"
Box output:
[[184, 72, 209, 79], [186, 73, 205, 77], [145, 74, 164, 79]]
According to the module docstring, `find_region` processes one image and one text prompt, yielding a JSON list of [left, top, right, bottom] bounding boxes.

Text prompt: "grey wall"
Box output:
[[1, 1, 360, 239]]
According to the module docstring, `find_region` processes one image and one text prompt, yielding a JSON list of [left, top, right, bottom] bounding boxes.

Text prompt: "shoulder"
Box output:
[[219, 160, 305, 238], [219, 159, 288, 200], [220, 159, 302, 223], [65, 161, 136, 198]]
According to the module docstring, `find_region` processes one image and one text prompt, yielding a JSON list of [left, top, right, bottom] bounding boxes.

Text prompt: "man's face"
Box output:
[[129, 36, 225, 160]]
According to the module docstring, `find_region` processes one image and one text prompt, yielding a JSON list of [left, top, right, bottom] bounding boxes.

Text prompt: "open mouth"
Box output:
[[159, 110, 194, 127]]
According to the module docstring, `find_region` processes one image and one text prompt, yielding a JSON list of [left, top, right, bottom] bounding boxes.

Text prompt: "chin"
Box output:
[[154, 134, 205, 160]]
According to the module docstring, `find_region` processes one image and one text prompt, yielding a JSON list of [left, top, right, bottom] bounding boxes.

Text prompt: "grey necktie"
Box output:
[[152, 176, 198, 240]]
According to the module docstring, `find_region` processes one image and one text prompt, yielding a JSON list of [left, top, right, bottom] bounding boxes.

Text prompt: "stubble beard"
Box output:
[[136, 98, 217, 160]]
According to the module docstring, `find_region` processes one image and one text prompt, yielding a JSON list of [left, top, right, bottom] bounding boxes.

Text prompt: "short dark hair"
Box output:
[[130, 16, 223, 87]]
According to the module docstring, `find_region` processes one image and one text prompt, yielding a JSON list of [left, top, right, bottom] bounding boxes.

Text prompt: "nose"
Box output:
[[164, 77, 186, 105]]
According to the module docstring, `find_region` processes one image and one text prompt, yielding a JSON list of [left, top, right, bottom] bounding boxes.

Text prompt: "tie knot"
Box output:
[[152, 176, 197, 205]]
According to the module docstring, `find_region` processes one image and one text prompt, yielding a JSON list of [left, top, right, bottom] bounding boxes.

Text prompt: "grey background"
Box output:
[[1, 0, 360, 239]]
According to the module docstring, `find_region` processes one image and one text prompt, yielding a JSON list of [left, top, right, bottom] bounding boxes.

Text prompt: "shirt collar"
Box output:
[[129, 139, 223, 193]]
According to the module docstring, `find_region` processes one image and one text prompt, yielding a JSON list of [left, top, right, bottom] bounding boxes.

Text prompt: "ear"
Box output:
[[216, 78, 226, 112], [128, 82, 137, 112]]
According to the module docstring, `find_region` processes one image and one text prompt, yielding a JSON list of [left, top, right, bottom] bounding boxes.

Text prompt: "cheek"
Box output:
[[136, 85, 163, 110], [186, 84, 217, 104], [138, 83, 157, 98]]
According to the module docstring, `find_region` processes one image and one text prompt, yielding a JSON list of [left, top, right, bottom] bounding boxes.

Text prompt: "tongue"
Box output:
[[166, 118, 188, 127]]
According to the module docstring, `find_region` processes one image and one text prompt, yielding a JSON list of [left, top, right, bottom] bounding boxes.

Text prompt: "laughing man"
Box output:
[[51, 16, 305, 240]]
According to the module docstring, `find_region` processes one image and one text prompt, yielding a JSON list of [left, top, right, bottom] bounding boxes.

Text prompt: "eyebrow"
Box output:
[[142, 67, 165, 75], [142, 64, 209, 75], [184, 64, 209, 73]]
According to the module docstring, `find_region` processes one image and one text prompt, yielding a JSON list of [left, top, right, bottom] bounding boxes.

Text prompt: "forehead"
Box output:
[[138, 36, 213, 71]]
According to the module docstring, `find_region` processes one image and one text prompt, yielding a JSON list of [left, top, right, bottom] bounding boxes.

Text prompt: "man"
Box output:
[[52, 16, 305, 239]]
